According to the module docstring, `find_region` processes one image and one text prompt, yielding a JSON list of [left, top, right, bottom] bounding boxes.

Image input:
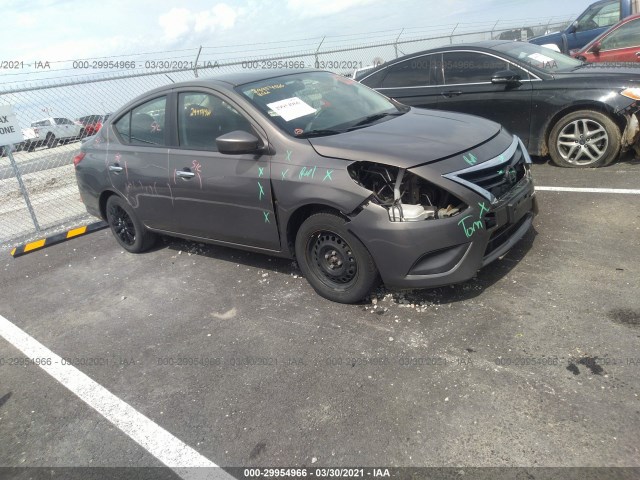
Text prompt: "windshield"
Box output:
[[237, 71, 405, 137], [492, 42, 584, 73]]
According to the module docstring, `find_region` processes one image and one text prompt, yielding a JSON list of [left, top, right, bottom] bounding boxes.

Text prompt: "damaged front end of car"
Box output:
[[344, 135, 537, 289]]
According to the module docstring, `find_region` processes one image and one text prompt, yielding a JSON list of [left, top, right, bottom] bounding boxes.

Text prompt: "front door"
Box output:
[[166, 90, 280, 251], [594, 16, 640, 62], [434, 51, 533, 146]]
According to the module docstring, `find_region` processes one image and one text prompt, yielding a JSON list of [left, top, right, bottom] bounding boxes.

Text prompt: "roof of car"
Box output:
[[203, 68, 323, 86], [404, 40, 518, 52]]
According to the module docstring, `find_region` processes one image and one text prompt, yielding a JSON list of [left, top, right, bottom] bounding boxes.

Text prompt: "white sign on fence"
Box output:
[[0, 105, 23, 146]]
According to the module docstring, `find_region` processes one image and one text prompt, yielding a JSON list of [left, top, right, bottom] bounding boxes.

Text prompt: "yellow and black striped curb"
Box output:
[[10, 221, 108, 258]]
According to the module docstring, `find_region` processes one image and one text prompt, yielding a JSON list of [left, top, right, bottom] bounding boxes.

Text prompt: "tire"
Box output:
[[105, 195, 156, 253], [548, 110, 621, 168], [46, 133, 57, 149], [295, 211, 379, 303]]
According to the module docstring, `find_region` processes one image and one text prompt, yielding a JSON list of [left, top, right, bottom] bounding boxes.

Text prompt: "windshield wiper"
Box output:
[[348, 111, 404, 130], [296, 129, 345, 138]]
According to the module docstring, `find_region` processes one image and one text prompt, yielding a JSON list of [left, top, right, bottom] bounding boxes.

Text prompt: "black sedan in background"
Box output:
[[75, 70, 537, 303], [359, 41, 640, 168]]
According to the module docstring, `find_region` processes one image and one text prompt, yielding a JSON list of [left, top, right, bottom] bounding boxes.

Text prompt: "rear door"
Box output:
[[52, 118, 71, 139], [109, 96, 171, 230], [367, 53, 443, 109], [166, 89, 280, 250]]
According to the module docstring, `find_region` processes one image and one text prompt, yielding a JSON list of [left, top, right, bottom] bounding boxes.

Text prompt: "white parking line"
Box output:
[[0, 313, 233, 480], [537, 186, 640, 194]]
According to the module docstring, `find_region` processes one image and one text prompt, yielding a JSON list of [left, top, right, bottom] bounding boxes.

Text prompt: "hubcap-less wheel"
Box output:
[[557, 119, 609, 166], [295, 212, 379, 303], [109, 204, 136, 246], [308, 231, 357, 289]]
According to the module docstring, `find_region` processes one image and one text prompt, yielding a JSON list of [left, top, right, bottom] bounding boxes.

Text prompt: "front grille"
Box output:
[[443, 136, 529, 202], [459, 147, 526, 199]]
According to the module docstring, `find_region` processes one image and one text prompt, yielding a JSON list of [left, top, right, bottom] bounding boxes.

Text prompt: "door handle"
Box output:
[[108, 164, 123, 173], [441, 90, 463, 98], [176, 169, 195, 179]]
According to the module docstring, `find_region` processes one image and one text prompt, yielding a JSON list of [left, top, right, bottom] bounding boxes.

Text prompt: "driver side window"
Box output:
[[178, 92, 255, 152], [599, 18, 640, 50], [577, 0, 619, 31]]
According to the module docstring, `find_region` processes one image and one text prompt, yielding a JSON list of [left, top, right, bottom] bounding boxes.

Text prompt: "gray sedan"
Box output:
[[74, 70, 537, 303]]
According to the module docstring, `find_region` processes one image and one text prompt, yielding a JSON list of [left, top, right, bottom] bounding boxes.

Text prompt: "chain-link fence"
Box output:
[[0, 17, 572, 248]]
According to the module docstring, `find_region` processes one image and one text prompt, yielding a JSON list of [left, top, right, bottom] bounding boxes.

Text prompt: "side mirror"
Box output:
[[491, 70, 521, 85], [567, 21, 578, 34], [216, 130, 262, 155], [591, 41, 601, 54]]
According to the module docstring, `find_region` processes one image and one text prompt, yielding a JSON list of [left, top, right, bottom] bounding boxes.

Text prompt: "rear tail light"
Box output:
[[73, 152, 86, 167]]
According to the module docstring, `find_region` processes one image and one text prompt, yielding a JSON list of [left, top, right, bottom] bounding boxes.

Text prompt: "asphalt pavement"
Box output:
[[1, 158, 639, 478]]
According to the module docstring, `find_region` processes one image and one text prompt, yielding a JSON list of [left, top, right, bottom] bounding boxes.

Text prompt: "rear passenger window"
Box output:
[[178, 92, 254, 151], [114, 114, 130, 143], [382, 55, 438, 88], [115, 97, 167, 146]]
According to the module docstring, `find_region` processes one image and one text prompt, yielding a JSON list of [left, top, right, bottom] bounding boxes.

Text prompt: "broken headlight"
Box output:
[[348, 162, 467, 222]]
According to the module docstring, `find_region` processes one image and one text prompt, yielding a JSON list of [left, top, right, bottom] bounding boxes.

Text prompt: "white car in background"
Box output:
[[21, 117, 84, 151]]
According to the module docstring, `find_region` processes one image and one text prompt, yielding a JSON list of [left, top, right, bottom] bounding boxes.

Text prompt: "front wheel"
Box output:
[[105, 195, 156, 253], [295, 212, 379, 303], [548, 110, 621, 168]]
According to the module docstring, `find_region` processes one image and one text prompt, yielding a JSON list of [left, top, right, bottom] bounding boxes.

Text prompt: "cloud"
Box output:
[[287, 0, 382, 17], [195, 4, 239, 32], [158, 3, 241, 41]]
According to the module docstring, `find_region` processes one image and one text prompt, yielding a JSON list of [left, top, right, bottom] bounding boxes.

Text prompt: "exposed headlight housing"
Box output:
[[620, 88, 640, 101], [347, 161, 467, 222]]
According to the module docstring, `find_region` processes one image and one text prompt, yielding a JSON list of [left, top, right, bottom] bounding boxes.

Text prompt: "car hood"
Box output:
[[553, 65, 640, 81], [529, 32, 563, 45], [307, 108, 502, 169]]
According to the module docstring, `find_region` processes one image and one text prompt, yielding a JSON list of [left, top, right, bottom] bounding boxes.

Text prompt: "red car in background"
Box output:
[[77, 114, 110, 137], [574, 14, 640, 62]]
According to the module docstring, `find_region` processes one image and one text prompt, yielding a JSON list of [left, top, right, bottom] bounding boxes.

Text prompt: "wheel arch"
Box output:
[[538, 102, 625, 156], [98, 189, 119, 220], [285, 203, 350, 257]]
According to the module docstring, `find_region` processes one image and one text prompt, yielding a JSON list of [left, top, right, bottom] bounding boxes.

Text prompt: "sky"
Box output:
[[1, 0, 589, 71], [0, 0, 589, 125]]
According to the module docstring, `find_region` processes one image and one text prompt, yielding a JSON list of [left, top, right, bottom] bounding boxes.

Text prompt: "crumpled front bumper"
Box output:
[[346, 159, 537, 290]]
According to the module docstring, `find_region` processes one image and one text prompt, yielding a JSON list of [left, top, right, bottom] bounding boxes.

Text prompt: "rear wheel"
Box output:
[[295, 212, 379, 303], [105, 195, 156, 253], [46, 133, 57, 148], [548, 110, 621, 168]]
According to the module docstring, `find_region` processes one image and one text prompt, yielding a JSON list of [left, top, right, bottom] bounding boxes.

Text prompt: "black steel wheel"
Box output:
[[295, 212, 378, 303], [105, 195, 156, 253]]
